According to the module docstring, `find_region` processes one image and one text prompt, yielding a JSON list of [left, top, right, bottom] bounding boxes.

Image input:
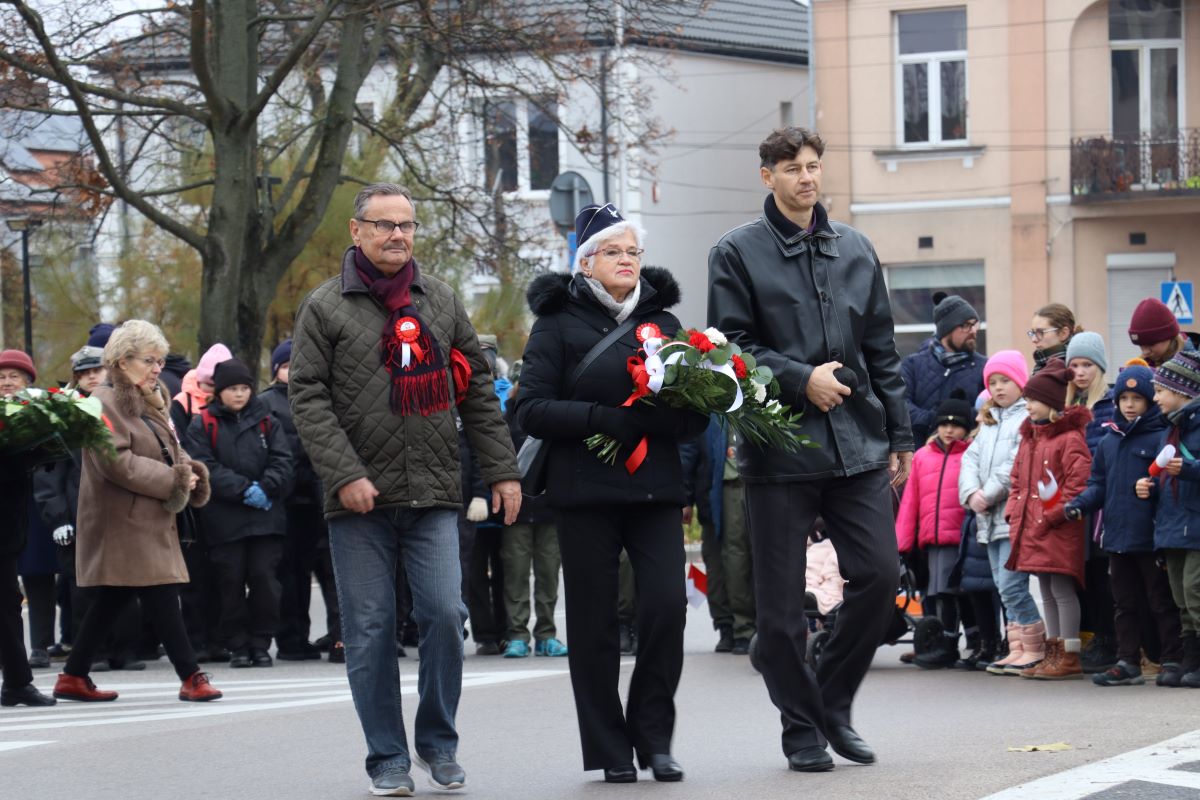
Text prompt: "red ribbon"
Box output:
[[395, 317, 425, 363], [624, 435, 648, 474], [622, 356, 652, 407]]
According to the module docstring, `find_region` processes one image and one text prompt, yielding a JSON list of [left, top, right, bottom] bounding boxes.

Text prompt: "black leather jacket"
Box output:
[[707, 198, 914, 481]]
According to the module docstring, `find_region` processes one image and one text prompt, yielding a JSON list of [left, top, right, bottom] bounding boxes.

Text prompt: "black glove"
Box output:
[[589, 405, 642, 449], [626, 399, 682, 435]]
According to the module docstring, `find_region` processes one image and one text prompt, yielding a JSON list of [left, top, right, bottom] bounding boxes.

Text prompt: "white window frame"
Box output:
[[894, 9, 969, 149], [1108, 41, 1186, 137], [479, 95, 561, 199]]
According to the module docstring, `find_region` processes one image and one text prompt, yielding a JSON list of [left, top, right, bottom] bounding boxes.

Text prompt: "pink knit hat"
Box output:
[[983, 350, 1029, 390], [195, 343, 233, 385]]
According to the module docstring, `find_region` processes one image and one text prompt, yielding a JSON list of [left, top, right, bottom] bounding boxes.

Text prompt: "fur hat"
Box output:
[[1153, 350, 1200, 400], [1114, 364, 1154, 404], [212, 358, 255, 396], [270, 339, 292, 379], [1065, 331, 1108, 373], [935, 390, 973, 431], [1128, 298, 1180, 345], [70, 345, 105, 374], [983, 350, 1029, 390], [932, 292, 979, 340], [1023, 357, 1072, 412], [0, 349, 35, 383]]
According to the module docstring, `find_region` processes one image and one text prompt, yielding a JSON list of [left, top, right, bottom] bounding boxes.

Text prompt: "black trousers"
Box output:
[[0, 553, 33, 688], [462, 520, 507, 644], [19, 572, 55, 652], [745, 469, 898, 755], [962, 590, 1002, 642], [1109, 552, 1182, 664], [65, 584, 198, 681], [180, 539, 221, 649], [208, 537, 284, 652], [556, 503, 686, 771], [276, 503, 326, 651], [1081, 554, 1116, 637]]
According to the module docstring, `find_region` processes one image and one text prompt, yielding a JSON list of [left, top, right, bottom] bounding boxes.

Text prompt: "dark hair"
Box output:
[[1034, 303, 1083, 335], [759, 127, 827, 168]]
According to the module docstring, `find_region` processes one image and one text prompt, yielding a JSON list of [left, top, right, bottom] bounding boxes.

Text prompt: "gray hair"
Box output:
[[573, 220, 646, 273], [103, 319, 169, 370], [353, 183, 416, 218]]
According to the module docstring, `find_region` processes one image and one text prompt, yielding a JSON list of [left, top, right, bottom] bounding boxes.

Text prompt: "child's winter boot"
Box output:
[[987, 623, 1022, 675], [1004, 621, 1045, 675]]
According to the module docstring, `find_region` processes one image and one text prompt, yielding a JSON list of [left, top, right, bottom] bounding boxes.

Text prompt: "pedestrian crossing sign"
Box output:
[[1162, 281, 1194, 325]]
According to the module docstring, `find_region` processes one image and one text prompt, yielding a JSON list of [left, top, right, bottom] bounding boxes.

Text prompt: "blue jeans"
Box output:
[[986, 538, 1041, 625], [328, 507, 467, 778]]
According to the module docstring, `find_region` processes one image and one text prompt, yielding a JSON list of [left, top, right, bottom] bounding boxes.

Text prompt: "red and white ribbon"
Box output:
[[1037, 468, 1062, 507], [394, 317, 424, 367], [1149, 444, 1177, 477]]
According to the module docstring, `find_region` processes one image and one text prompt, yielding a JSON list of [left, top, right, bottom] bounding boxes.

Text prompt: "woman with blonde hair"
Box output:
[[53, 320, 222, 703]]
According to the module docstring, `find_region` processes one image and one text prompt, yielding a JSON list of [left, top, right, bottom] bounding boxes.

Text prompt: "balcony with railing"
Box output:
[[1070, 129, 1200, 202]]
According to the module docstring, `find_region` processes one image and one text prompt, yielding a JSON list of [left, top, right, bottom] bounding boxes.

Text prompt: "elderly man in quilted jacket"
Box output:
[[291, 183, 521, 797]]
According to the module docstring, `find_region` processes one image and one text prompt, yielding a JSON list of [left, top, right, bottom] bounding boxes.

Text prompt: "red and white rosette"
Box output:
[[636, 322, 663, 346], [394, 317, 425, 367]]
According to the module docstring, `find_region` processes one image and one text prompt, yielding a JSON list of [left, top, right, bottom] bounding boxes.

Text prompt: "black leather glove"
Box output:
[[589, 405, 642, 449], [626, 399, 682, 434]]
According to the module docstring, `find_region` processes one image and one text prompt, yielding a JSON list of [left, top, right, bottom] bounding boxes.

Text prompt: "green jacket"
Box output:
[[290, 247, 519, 518]]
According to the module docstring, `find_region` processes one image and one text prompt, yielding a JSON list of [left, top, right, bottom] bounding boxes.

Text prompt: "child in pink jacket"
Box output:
[[896, 393, 974, 668]]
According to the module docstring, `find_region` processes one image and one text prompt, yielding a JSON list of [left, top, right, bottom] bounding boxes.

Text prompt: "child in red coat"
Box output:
[[896, 392, 973, 669], [1005, 358, 1092, 680]]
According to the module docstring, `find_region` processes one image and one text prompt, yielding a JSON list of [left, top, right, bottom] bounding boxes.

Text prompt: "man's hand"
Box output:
[[492, 480, 522, 525], [967, 490, 989, 514], [1166, 457, 1183, 476], [682, 505, 693, 525], [1136, 477, 1154, 499], [889, 451, 913, 487], [338, 477, 380, 514], [805, 361, 852, 413]]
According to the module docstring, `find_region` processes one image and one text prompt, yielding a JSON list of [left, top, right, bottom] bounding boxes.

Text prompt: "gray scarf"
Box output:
[[583, 275, 642, 324]]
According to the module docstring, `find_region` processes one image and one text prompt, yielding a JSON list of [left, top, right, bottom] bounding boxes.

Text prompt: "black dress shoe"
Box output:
[[637, 753, 683, 782], [603, 764, 637, 783], [0, 683, 57, 707], [249, 648, 274, 667], [714, 626, 734, 653], [229, 649, 253, 668], [787, 746, 834, 772], [827, 725, 876, 764]]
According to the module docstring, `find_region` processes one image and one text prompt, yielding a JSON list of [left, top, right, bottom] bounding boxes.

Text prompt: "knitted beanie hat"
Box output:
[[270, 339, 292, 379], [1023, 357, 1072, 412], [1064, 331, 1108, 373], [1129, 298, 1180, 345], [935, 390, 974, 431], [983, 350, 1029, 390], [1153, 350, 1200, 400], [932, 292, 979, 340], [213, 358, 256, 396], [1114, 364, 1155, 404], [87, 322, 116, 348], [195, 343, 233, 386]]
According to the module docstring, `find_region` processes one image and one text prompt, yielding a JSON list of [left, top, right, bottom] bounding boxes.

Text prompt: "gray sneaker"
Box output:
[[415, 755, 466, 790], [369, 768, 415, 797]]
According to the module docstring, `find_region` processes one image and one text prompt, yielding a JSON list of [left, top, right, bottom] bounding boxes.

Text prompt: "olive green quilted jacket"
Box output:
[[290, 247, 519, 518]]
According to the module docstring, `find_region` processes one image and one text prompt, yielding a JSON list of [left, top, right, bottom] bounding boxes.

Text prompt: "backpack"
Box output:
[[199, 406, 272, 451]]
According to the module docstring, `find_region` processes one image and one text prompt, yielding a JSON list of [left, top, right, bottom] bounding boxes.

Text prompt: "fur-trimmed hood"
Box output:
[[1019, 403, 1092, 442], [526, 266, 681, 317]]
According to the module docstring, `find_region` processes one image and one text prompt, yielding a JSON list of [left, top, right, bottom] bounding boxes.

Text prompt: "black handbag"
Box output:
[[520, 315, 640, 496], [141, 416, 198, 546]]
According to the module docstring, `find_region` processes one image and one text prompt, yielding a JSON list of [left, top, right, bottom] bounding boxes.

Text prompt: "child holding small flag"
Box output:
[[1005, 358, 1092, 679]]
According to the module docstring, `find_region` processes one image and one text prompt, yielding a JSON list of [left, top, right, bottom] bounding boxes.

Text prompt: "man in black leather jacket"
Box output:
[[708, 127, 914, 774]]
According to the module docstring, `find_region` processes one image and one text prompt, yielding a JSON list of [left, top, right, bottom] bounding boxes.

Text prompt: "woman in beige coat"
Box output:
[[52, 320, 223, 703]]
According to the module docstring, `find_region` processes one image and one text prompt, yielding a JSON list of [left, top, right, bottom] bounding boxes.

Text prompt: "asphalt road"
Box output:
[[6, 595, 1200, 799]]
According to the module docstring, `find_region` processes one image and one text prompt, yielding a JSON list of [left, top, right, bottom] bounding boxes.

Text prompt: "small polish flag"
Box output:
[[685, 563, 708, 608], [1149, 444, 1177, 478], [1037, 469, 1062, 507]]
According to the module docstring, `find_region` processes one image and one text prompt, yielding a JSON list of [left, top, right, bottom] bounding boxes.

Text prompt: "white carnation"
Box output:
[[703, 327, 727, 347], [753, 382, 767, 404]]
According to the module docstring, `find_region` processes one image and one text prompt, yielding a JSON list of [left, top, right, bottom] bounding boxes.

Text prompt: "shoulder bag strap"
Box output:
[[140, 416, 174, 467], [564, 315, 640, 396]]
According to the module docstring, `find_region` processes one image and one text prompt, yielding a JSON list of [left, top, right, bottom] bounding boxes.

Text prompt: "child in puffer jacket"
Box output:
[[896, 392, 973, 669], [959, 350, 1040, 675], [1135, 350, 1200, 688], [1005, 359, 1092, 680]]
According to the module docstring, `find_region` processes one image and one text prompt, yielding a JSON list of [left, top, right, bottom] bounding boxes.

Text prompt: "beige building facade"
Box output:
[[814, 0, 1200, 366]]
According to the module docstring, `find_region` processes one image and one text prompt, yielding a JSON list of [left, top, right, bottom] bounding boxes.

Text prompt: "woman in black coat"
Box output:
[[516, 204, 707, 783], [185, 359, 293, 668]]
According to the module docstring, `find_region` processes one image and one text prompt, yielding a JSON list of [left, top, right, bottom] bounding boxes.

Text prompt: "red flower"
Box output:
[[688, 330, 715, 353], [732, 355, 748, 379], [48, 386, 60, 394]]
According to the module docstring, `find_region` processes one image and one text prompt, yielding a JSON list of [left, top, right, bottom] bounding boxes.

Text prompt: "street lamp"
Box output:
[[6, 217, 43, 356]]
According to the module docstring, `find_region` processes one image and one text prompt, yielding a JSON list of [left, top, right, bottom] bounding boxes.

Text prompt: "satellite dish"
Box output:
[[548, 171, 594, 236]]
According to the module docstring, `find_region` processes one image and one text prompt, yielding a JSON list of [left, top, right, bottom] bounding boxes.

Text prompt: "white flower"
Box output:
[[754, 383, 767, 404], [703, 327, 727, 347], [765, 399, 782, 415]]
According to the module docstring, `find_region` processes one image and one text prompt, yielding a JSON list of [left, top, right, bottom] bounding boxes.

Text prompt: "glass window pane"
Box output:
[[527, 99, 559, 191], [1109, 0, 1181, 41], [940, 60, 967, 141], [899, 9, 966, 54], [1110, 50, 1140, 137], [1150, 48, 1179, 134], [886, 263, 986, 359], [903, 63, 929, 143], [484, 101, 518, 193]]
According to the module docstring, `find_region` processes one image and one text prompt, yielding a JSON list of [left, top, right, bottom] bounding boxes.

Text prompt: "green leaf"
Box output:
[[707, 348, 729, 366], [739, 352, 756, 370]]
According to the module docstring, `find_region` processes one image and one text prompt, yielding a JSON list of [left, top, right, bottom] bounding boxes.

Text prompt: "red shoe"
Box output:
[[179, 671, 222, 702], [53, 673, 118, 702]]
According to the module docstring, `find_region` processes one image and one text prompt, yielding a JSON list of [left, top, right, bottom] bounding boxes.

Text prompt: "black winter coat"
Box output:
[[1, 456, 36, 557], [708, 198, 915, 481], [899, 338, 986, 446], [504, 399, 553, 525], [259, 382, 321, 506], [516, 268, 709, 509], [184, 395, 293, 544], [32, 451, 81, 531]]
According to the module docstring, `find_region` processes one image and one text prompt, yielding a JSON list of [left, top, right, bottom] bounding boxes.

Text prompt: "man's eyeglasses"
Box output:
[[1026, 327, 1060, 341], [599, 247, 644, 261], [958, 321, 980, 332], [357, 218, 420, 236]]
